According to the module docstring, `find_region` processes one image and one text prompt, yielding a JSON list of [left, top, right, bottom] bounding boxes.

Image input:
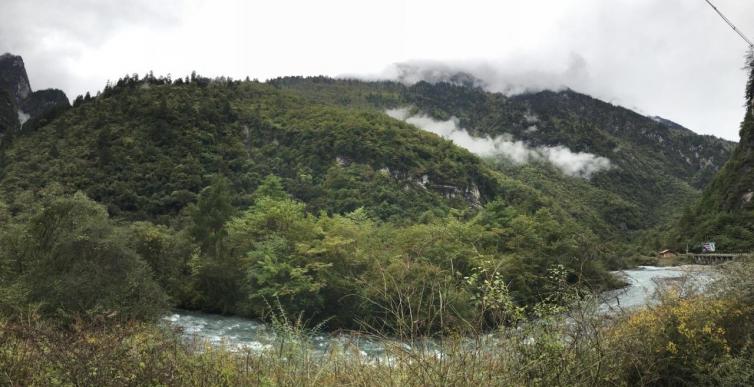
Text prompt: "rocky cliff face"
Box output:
[[0, 53, 69, 135], [0, 87, 17, 134], [0, 53, 32, 106]]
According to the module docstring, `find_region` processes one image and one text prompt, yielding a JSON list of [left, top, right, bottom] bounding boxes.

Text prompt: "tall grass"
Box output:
[[2, 261, 753, 386]]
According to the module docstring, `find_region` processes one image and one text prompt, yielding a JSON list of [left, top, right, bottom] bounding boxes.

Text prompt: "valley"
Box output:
[[0, 50, 753, 385]]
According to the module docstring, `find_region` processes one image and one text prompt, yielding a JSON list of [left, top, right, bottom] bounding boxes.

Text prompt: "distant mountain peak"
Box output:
[[0, 53, 69, 135], [0, 53, 32, 105]]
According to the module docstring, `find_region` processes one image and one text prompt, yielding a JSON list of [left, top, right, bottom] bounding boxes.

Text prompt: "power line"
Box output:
[[704, 0, 754, 47]]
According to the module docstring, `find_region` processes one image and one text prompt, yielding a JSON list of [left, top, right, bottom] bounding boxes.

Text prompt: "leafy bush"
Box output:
[[180, 176, 613, 334], [0, 193, 168, 322]]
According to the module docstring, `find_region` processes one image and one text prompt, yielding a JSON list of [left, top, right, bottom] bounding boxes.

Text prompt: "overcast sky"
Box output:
[[1, 0, 752, 141]]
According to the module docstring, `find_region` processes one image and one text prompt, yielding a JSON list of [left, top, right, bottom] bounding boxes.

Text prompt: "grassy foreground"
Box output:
[[2, 261, 754, 386]]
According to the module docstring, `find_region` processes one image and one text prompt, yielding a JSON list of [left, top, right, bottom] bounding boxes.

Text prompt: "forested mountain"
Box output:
[[0, 56, 619, 330], [0, 56, 735, 248], [272, 76, 734, 241], [677, 55, 754, 252], [0, 53, 736, 332], [273, 76, 734, 192], [2, 67, 732, 250], [0, 74, 508, 222]]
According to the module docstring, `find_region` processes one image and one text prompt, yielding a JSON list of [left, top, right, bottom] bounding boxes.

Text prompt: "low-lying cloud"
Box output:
[[386, 107, 611, 179], [379, 55, 589, 96]]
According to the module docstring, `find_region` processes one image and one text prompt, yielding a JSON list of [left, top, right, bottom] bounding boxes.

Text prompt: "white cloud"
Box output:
[[386, 107, 612, 178]]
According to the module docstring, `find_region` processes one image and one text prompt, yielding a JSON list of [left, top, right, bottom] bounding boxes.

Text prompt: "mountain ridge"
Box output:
[[271, 76, 734, 239], [0, 53, 738, 257]]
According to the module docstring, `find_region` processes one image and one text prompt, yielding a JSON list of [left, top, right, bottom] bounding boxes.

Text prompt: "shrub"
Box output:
[[0, 193, 168, 322]]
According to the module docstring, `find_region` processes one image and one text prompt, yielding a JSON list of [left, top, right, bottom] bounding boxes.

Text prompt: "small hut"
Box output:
[[657, 249, 677, 258]]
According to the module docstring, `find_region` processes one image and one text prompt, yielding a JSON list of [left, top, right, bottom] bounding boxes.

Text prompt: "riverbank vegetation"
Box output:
[[0, 176, 616, 334], [1, 181, 751, 386], [2, 260, 752, 386]]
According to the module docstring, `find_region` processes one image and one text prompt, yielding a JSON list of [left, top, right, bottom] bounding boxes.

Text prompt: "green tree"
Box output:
[[187, 177, 242, 313], [190, 176, 235, 257], [225, 181, 324, 317], [253, 174, 289, 201], [5, 193, 167, 322], [126, 222, 195, 306], [241, 236, 329, 317]]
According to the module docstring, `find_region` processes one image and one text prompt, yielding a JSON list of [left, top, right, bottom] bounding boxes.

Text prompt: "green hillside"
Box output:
[[0, 61, 737, 331], [0, 78, 487, 221], [677, 55, 754, 252], [272, 76, 733, 245], [0, 71, 622, 331]]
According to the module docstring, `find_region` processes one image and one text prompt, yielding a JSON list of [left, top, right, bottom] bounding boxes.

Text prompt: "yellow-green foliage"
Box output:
[[605, 293, 752, 385], [3, 283, 753, 387]]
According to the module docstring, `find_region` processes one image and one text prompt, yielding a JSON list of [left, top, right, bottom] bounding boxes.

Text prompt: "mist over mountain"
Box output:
[[374, 56, 589, 97], [386, 107, 612, 178]]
